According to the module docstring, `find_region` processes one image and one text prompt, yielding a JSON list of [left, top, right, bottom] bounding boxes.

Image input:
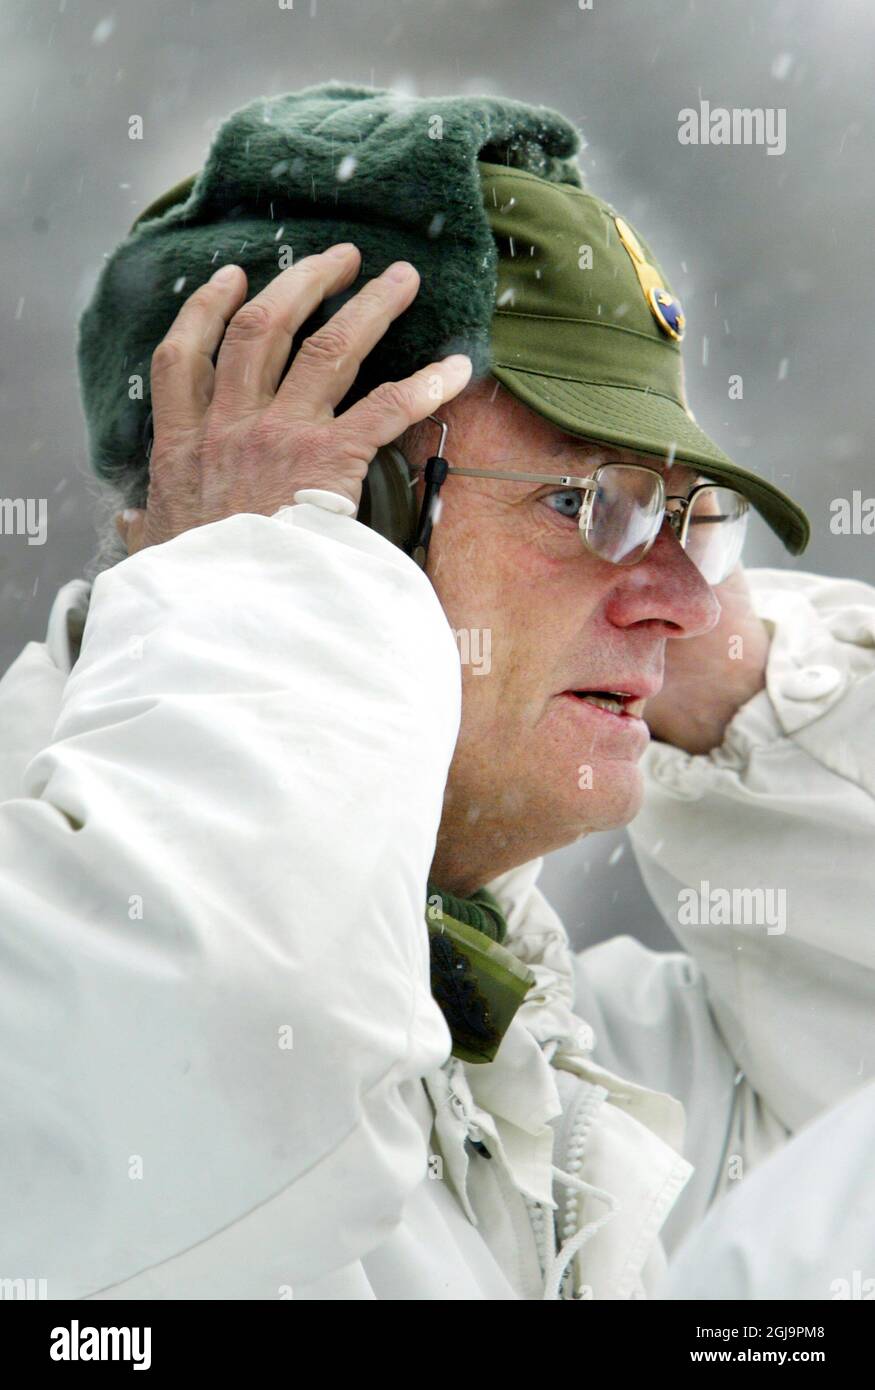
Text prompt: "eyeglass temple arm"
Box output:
[[408, 458, 600, 491], [442, 466, 599, 489], [408, 418, 609, 566]]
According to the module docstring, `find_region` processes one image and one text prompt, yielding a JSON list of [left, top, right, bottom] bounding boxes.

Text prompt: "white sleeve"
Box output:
[[627, 567, 875, 1139], [569, 933, 783, 1255], [657, 1076, 875, 1300], [0, 503, 458, 1298]]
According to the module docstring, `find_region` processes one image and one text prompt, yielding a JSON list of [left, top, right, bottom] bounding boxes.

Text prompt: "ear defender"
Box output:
[[360, 442, 451, 569], [359, 419, 451, 569], [358, 443, 420, 553]]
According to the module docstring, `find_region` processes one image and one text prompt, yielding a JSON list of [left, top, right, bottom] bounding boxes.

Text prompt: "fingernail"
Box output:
[[386, 260, 416, 282], [328, 242, 357, 257], [442, 354, 472, 374], [122, 508, 140, 523], [210, 264, 239, 283]]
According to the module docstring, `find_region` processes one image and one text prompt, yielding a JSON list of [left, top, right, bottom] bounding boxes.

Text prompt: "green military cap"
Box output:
[[90, 85, 808, 556], [479, 161, 809, 555], [129, 173, 197, 230]]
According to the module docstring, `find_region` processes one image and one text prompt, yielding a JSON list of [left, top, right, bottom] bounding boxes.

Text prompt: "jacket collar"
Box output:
[[428, 857, 692, 1236]]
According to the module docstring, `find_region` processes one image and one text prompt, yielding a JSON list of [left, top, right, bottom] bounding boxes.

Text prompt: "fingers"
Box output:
[[276, 259, 424, 415], [336, 353, 473, 456], [149, 265, 249, 439], [210, 244, 363, 412]]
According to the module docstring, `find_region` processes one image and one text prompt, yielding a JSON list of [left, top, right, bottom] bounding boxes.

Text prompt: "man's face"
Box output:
[[410, 378, 722, 896]]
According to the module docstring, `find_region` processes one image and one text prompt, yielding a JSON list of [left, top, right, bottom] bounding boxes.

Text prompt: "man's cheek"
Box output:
[[464, 626, 492, 676]]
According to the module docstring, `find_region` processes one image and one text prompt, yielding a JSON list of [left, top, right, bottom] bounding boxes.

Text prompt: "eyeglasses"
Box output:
[[409, 415, 749, 585]]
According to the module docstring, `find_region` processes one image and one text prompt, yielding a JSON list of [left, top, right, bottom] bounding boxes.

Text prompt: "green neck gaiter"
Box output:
[[427, 880, 508, 943], [425, 880, 535, 1066]]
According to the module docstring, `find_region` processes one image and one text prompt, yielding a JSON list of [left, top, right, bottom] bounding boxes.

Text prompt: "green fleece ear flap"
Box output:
[[358, 443, 419, 552], [131, 170, 420, 556]]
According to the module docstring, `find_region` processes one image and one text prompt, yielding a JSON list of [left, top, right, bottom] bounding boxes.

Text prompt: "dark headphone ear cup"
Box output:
[[359, 444, 419, 551]]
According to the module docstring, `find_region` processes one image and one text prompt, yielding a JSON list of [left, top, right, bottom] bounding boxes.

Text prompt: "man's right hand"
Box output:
[[115, 243, 472, 555]]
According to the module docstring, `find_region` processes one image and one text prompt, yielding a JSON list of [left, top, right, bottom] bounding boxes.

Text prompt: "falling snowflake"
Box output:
[[92, 15, 116, 45], [336, 155, 357, 182]]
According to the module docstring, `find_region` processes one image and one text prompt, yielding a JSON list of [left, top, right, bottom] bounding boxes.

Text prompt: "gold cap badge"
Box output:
[[614, 215, 686, 342]]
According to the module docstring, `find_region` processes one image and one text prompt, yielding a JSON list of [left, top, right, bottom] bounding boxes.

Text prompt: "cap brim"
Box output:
[[492, 367, 810, 556]]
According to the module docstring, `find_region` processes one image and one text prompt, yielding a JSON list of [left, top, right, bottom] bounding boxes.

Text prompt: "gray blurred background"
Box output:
[[2, 0, 873, 950]]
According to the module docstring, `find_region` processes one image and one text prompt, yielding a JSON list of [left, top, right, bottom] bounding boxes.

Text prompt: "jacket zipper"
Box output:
[[545, 1071, 608, 1298]]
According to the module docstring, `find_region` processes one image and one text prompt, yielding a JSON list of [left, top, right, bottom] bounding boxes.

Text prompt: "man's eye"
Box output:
[[542, 488, 584, 520]]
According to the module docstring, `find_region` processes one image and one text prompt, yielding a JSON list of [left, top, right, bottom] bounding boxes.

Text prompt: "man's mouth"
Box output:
[[562, 688, 654, 719]]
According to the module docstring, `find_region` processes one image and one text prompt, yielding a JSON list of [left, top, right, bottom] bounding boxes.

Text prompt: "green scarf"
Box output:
[[425, 880, 536, 1065]]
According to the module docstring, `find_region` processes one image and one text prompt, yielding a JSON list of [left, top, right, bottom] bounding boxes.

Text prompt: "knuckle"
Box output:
[[150, 338, 182, 376], [370, 378, 412, 414], [224, 300, 273, 341], [297, 323, 352, 362]]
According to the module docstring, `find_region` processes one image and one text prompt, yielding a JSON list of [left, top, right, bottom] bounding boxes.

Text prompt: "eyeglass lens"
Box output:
[[583, 464, 663, 565], [683, 485, 748, 584], [584, 464, 749, 584]]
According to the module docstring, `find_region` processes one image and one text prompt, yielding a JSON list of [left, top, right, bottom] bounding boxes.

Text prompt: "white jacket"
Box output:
[[0, 502, 872, 1300]]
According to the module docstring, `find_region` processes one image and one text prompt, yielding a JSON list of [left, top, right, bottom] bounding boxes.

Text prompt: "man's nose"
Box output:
[[602, 518, 722, 637]]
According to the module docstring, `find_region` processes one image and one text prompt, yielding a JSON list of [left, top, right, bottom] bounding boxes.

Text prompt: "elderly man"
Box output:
[[1, 82, 873, 1302]]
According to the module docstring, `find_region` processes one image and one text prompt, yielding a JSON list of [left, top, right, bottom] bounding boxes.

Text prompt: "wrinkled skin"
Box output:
[[402, 378, 770, 896]]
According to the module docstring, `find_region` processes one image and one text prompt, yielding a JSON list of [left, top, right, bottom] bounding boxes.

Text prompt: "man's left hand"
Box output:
[[643, 565, 771, 755]]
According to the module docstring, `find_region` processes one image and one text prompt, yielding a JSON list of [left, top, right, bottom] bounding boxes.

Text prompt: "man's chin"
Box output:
[[569, 760, 645, 835]]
